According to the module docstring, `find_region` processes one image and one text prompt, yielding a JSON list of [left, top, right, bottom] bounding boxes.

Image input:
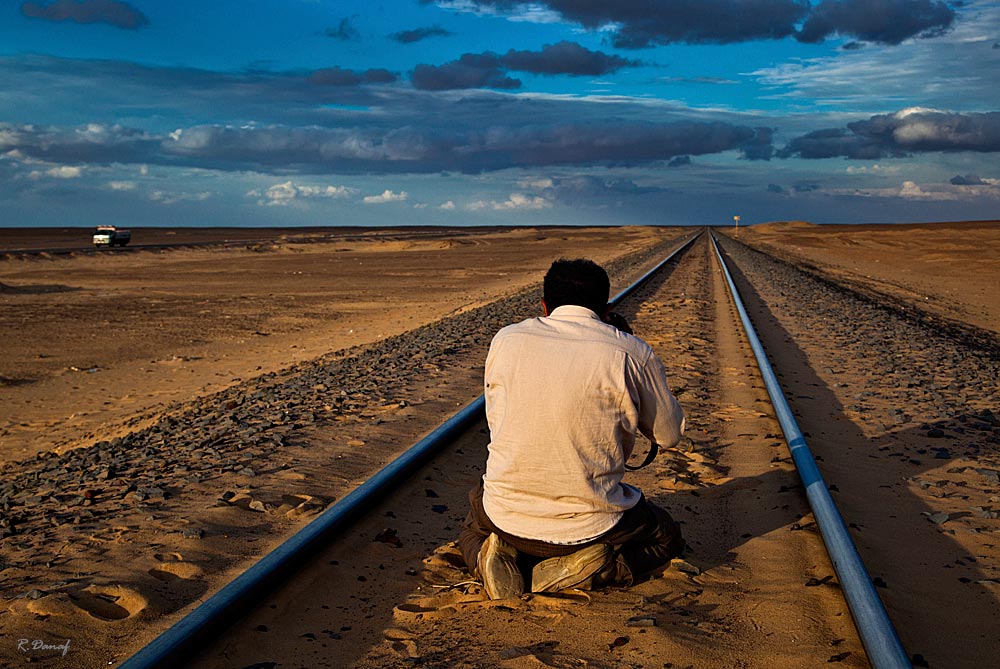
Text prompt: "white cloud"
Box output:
[[439, 200, 456, 210], [898, 179, 998, 200], [826, 179, 1000, 201], [896, 180, 1000, 201], [899, 180, 926, 198], [30, 165, 83, 179], [517, 177, 555, 189], [846, 163, 901, 175], [0, 130, 19, 150], [466, 193, 553, 211], [150, 190, 212, 205], [250, 180, 357, 206], [363, 189, 408, 204], [494, 193, 553, 210], [107, 180, 137, 191]]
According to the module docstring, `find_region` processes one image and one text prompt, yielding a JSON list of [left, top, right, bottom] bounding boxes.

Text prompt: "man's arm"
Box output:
[[634, 352, 685, 449]]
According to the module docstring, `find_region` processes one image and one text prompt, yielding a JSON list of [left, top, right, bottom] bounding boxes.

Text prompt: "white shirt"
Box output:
[[482, 304, 685, 544]]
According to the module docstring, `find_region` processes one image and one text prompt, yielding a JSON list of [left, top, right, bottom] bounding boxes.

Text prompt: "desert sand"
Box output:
[[736, 220, 1000, 337], [1, 222, 998, 668]]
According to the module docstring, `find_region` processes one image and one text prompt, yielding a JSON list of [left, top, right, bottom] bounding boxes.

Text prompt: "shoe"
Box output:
[[530, 544, 614, 593], [478, 533, 524, 600]]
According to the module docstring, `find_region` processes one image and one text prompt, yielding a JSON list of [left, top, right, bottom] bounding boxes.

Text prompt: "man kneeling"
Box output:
[[459, 258, 687, 598]]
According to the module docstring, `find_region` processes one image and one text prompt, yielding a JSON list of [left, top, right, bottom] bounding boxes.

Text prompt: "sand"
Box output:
[[735, 220, 1000, 337], [1, 222, 998, 668]]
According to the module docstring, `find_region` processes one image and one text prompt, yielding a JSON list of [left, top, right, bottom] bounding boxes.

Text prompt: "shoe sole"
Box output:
[[531, 544, 613, 593], [479, 533, 524, 600]]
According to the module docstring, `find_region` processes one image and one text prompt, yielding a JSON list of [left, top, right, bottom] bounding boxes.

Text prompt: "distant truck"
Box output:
[[93, 225, 131, 247]]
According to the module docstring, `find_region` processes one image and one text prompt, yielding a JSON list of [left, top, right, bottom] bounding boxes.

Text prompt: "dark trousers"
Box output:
[[458, 483, 685, 587]]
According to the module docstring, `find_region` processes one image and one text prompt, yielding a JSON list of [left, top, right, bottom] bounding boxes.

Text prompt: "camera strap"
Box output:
[[625, 441, 658, 471]]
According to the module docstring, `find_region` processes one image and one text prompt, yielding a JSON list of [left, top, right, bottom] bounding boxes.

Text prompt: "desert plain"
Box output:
[[0, 221, 998, 668]]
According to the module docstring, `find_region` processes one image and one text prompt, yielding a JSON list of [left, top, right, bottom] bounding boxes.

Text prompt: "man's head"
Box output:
[[543, 258, 610, 317]]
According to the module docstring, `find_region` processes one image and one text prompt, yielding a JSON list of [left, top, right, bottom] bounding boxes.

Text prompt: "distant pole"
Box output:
[[733, 215, 740, 237]]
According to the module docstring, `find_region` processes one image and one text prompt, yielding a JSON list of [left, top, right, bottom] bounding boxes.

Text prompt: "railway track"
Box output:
[[713, 232, 1000, 669], [105, 228, 933, 669]]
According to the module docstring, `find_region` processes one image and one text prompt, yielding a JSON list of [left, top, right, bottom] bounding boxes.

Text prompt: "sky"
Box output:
[[1, 0, 998, 227]]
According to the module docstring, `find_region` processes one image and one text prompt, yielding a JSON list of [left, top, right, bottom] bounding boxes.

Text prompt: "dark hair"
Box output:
[[543, 258, 610, 316]]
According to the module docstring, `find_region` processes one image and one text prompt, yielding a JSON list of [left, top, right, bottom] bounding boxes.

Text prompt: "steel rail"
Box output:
[[710, 232, 911, 669], [117, 230, 701, 669]]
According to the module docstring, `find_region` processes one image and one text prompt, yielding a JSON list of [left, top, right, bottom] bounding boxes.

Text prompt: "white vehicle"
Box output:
[[93, 225, 131, 247]]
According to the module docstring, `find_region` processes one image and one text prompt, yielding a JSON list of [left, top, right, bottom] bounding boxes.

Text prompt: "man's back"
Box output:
[[482, 304, 685, 544]]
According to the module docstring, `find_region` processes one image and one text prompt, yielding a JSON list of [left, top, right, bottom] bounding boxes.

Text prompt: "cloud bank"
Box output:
[[390, 25, 453, 44], [309, 67, 398, 86], [0, 116, 774, 174], [412, 41, 639, 90], [446, 0, 955, 47], [796, 0, 955, 45], [779, 108, 1000, 159], [16, 109, 1000, 177], [21, 0, 149, 29], [161, 120, 774, 172]]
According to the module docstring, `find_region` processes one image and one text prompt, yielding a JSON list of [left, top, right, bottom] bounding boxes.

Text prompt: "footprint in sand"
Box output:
[[9, 585, 150, 621], [149, 552, 205, 581], [148, 561, 205, 581], [70, 584, 150, 621], [19, 593, 79, 618]]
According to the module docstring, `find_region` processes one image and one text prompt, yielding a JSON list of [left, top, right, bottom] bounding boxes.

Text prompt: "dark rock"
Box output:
[[373, 528, 402, 547], [974, 468, 999, 482], [625, 616, 656, 627]]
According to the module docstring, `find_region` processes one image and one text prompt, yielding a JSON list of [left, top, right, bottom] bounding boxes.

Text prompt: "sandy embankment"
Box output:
[[735, 220, 1000, 337]]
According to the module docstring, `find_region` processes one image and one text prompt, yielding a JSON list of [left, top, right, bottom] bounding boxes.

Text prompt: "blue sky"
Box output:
[[1, 0, 998, 227]]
